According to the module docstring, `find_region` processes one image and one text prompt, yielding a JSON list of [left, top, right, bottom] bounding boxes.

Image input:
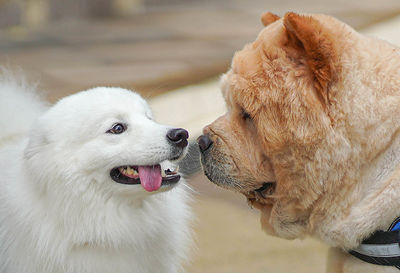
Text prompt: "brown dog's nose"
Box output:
[[197, 135, 213, 152], [167, 128, 189, 148]]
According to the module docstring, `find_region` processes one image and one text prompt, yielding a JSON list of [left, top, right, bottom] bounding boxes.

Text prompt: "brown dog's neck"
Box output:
[[313, 125, 400, 250], [308, 40, 400, 248]]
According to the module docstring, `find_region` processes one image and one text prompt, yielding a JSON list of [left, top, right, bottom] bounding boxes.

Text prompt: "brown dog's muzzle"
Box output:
[[196, 130, 243, 190]]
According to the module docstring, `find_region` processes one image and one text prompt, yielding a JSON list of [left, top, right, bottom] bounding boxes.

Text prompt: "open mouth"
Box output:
[[110, 164, 180, 192]]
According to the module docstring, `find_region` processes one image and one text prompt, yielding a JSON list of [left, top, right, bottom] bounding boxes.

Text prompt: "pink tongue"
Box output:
[[138, 165, 162, 192]]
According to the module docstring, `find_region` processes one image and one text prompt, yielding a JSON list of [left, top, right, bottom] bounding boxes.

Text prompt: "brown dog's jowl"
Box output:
[[198, 12, 400, 273]]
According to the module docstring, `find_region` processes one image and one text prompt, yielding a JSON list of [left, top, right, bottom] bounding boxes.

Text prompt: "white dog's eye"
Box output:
[[107, 123, 126, 134]]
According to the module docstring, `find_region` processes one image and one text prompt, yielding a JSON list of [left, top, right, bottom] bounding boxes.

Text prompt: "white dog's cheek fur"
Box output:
[[99, 122, 176, 167], [78, 139, 172, 171]]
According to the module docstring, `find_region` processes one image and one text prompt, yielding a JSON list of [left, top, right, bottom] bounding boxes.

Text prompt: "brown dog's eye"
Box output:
[[241, 109, 252, 121], [107, 123, 126, 134]]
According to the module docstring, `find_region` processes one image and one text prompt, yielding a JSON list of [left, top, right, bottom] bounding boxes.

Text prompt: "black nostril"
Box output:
[[167, 128, 189, 148], [197, 135, 213, 152]]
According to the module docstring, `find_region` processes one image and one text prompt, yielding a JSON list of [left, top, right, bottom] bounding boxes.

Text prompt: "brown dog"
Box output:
[[198, 12, 400, 273]]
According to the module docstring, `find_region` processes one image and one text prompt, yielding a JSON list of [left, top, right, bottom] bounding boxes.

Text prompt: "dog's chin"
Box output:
[[201, 157, 276, 201], [200, 152, 236, 188], [201, 162, 241, 189], [203, 167, 238, 190]]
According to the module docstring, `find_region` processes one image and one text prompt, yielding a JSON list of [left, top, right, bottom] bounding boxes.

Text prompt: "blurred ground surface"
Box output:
[[1, 0, 400, 102], [2, 2, 400, 272]]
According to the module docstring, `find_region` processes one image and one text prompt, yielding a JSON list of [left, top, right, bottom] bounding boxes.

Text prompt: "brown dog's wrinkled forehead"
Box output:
[[223, 21, 290, 113], [225, 12, 352, 115], [231, 20, 286, 77], [218, 11, 356, 152]]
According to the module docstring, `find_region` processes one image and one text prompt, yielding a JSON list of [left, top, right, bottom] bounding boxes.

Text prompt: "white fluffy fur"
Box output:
[[0, 71, 191, 273]]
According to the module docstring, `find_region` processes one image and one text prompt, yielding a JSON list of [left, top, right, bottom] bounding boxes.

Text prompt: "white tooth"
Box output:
[[133, 169, 138, 175], [127, 167, 134, 175], [173, 165, 179, 173], [161, 169, 166, 177]]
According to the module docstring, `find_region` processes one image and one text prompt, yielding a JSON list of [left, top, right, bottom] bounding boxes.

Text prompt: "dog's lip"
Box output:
[[252, 182, 276, 198], [110, 165, 181, 186]]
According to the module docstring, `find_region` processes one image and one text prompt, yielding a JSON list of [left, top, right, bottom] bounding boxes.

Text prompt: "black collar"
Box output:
[[349, 217, 400, 270]]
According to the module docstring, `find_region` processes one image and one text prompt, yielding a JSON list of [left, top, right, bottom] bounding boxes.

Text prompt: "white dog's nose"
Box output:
[[167, 128, 189, 148]]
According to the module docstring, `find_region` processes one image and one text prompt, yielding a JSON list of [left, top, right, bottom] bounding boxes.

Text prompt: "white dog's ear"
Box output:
[[24, 129, 49, 161], [283, 12, 336, 108]]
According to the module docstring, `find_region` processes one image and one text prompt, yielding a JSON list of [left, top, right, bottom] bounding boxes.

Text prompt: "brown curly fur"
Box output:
[[199, 12, 400, 273]]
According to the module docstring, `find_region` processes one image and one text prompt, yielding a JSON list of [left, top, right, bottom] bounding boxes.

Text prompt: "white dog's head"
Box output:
[[24, 87, 189, 198]]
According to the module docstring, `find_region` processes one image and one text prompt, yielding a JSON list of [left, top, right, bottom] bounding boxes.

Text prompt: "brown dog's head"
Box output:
[[198, 12, 393, 240]]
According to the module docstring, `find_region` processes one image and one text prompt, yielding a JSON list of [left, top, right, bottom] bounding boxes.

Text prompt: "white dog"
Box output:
[[0, 71, 191, 273]]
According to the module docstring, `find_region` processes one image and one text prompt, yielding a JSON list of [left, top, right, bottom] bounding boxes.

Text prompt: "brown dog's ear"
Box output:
[[283, 12, 335, 106], [261, 12, 280, 27]]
